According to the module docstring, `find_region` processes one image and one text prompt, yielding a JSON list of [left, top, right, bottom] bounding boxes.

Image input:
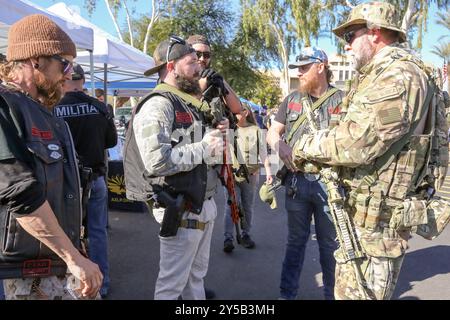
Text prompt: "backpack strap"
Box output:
[[286, 87, 339, 144]]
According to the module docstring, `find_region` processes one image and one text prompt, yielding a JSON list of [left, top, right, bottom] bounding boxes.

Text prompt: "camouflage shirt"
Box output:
[[294, 43, 429, 168], [133, 95, 219, 200]]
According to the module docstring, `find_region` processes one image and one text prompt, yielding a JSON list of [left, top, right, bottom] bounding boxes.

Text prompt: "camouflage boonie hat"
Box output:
[[333, 1, 406, 43]]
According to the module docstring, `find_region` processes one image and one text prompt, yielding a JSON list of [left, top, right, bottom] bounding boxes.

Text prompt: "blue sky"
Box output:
[[33, 0, 448, 68]]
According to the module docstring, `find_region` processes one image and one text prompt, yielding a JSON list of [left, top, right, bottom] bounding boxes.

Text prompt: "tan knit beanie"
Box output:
[[7, 14, 77, 61]]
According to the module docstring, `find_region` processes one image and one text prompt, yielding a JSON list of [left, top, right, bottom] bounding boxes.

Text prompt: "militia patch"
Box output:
[[378, 107, 402, 125], [288, 102, 302, 112], [22, 259, 52, 277], [175, 111, 193, 124]]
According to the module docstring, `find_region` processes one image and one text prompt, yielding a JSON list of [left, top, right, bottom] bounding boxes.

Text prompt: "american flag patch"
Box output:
[[175, 111, 193, 124], [288, 102, 302, 112], [378, 107, 402, 125]]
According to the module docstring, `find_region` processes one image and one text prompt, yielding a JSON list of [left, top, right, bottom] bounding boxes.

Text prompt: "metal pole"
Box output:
[[89, 50, 95, 96], [104, 63, 108, 106]]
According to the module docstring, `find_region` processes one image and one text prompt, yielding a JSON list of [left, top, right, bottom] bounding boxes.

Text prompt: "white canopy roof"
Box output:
[[0, 0, 93, 53], [47, 2, 156, 82]]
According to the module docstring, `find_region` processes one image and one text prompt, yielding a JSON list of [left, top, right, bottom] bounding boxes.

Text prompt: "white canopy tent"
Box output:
[[47, 2, 157, 99], [0, 0, 95, 91]]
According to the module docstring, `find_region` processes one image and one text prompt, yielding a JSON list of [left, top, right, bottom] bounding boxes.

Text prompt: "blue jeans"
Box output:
[[224, 174, 259, 240], [0, 280, 4, 300], [87, 176, 110, 296], [280, 173, 337, 300]]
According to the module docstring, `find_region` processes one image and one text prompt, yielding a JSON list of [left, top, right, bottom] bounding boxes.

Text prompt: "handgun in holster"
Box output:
[[155, 190, 187, 237]]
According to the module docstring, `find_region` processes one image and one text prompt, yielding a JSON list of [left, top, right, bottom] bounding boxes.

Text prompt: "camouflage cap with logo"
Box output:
[[259, 182, 277, 210], [144, 36, 196, 77], [333, 1, 406, 43]]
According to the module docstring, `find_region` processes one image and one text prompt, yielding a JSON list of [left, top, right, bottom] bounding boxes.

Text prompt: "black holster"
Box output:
[[156, 191, 187, 237]]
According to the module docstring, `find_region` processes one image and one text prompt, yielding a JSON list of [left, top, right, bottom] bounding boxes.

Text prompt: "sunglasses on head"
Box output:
[[296, 54, 323, 63], [196, 51, 211, 59], [343, 27, 367, 44], [51, 54, 73, 75], [166, 35, 186, 63]]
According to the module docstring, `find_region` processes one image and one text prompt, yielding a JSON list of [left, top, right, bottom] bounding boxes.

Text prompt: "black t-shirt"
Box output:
[[54, 91, 117, 173]]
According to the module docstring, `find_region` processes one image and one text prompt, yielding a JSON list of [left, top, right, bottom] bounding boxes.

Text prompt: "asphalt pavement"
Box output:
[[105, 179, 450, 300]]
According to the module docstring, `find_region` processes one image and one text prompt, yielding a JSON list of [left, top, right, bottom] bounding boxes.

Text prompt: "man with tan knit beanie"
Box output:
[[0, 14, 103, 300]]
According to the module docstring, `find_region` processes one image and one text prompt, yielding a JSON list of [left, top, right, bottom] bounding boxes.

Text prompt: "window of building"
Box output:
[[345, 70, 349, 80], [339, 70, 343, 81]]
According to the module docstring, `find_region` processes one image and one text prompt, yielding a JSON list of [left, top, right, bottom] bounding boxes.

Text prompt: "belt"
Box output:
[[179, 219, 207, 231]]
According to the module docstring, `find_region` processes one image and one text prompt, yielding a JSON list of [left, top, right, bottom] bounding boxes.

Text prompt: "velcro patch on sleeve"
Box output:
[[378, 107, 402, 125]]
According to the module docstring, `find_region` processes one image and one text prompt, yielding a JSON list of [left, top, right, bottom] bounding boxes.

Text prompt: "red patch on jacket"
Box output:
[[288, 102, 302, 113], [31, 127, 53, 139], [175, 111, 193, 124], [328, 105, 341, 115]]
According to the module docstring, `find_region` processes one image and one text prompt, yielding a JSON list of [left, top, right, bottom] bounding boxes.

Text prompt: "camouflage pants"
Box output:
[[334, 252, 405, 300], [3, 275, 101, 300]]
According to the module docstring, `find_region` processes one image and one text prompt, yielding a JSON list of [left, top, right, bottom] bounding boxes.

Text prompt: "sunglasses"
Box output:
[[295, 54, 323, 63], [51, 54, 73, 75], [166, 35, 186, 63], [196, 51, 211, 59], [343, 28, 367, 44]]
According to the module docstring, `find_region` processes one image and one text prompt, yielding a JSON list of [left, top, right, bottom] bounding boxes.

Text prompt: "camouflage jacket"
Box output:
[[293, 44, 432, 253]]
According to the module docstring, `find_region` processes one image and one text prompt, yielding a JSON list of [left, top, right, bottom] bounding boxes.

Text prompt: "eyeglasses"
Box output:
[[196, 51, 211, 59], [343, 28, 367, 44], [296, 54, 323, 63], [166, 35, 186, 63], [51, 55, 73, 75]]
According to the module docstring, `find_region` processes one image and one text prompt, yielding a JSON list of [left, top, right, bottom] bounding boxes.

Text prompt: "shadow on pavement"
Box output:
[[393, 245, 450, 300]]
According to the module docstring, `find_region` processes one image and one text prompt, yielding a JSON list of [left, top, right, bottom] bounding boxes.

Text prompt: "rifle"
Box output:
[[203, 85, 248, 244], [300, 96, 373, 299]]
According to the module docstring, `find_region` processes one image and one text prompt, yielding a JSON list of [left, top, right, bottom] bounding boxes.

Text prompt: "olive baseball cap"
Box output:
[[333, 1, 406, 43], [259, 183, 277, 210], [144, 36, 196, 77]]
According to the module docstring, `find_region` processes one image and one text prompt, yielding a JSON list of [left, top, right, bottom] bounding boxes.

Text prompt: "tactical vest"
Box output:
[[345, 48, 449, 233], [124, 87, 207, 214], [0, 86, 82, 279], [284, 89, 344, 148]]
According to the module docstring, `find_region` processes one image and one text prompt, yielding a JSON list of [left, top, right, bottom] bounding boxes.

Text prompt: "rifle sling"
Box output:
[[286, 87, 339, 144]]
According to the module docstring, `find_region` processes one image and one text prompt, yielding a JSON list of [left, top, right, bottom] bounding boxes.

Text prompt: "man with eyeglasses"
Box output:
[[124, 36, 227, 300], [292, 2, 435, 300], [267, 46, 343, 300], [0, 14, 103, 300], [54, 63, 117, 298]]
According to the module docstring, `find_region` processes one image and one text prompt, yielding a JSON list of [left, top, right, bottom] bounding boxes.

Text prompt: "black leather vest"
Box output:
[[124, 89, 207, 214], [0, 86, 81, 278]]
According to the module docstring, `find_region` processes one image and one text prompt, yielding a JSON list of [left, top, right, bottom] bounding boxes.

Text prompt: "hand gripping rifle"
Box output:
[[301, 96, 373, 299], [203, 85, 248, 244]]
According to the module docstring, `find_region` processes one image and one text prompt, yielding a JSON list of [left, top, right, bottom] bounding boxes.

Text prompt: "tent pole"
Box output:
[[89, 50, 94, 96], [104, 63, 108, 108]]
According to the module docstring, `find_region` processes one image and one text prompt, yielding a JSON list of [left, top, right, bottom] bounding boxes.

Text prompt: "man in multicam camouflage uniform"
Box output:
[[124, 36, 228, 300], [292, 2, 437, 300]]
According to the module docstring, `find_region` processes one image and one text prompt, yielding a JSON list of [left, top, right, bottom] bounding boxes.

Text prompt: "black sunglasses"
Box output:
[[166, 35, 186, 63], [296, 54, 323, 63], [51, 54, 73, 75], [343, 28, 367, 44], [196, 51, 211, 59]]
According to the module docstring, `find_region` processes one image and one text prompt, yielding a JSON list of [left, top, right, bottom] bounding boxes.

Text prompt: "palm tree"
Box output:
[[431, 10, 450, 91]]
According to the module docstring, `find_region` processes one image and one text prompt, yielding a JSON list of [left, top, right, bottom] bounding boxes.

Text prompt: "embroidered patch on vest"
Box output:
[[328, 105, 341, 115], [22, 259, 52, 277], [175, 111, 193, 124], [288, 102, 302, 113], [378, 107, 402, 125], [31, 127, 53, 139]]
